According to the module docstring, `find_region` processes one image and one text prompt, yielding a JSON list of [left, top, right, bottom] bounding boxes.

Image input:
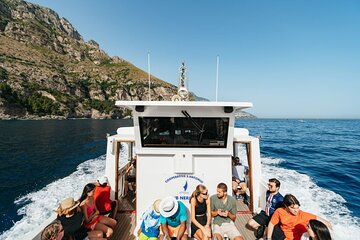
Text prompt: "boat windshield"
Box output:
[[139, 117, 229, 148]]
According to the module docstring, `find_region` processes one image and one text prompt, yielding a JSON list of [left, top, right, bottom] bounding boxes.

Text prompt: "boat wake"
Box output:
[[0, 155, 106, 240], [1, 154, 359, 240], [261, 156, 360, 240]]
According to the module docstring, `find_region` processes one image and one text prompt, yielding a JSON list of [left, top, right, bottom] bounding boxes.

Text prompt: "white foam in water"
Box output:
[[1, 149, 360, 240], [0, 155, 106, 240], [261, 156, 360, 240]]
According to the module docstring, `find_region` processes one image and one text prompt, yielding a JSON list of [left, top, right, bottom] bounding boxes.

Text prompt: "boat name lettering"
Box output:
[[175, 195, 190, 201], [165, 174, 203, 183]]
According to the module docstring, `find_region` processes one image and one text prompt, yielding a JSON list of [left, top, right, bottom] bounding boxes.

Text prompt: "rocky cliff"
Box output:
[[0, 0, 178, 119]]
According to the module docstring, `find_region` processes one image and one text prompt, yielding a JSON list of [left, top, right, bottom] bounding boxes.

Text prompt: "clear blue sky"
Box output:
[[27, 0, 360, 118]]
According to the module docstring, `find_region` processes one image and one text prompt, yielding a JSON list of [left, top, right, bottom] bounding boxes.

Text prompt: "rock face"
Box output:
[[235, 110, 256, 119], [0, 0, 177, 119]]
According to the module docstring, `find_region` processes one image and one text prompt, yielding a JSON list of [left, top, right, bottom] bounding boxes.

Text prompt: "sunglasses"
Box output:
[[201, 191, 208, 195]]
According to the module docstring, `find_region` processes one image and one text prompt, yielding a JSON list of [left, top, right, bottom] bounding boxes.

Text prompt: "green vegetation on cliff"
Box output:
[[0, 0, 177, 119]]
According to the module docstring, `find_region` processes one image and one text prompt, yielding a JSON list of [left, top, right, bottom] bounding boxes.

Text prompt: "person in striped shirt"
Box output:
[[246, 178, 284, 238]]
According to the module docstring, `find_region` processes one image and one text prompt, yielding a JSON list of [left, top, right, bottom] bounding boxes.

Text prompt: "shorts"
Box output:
[[138, 232, 158, 240], [271, 224, 285, 240], [160, 224, 188, 237], [84, 215, 102, 230], [253, 211, 270, 226], [213, 222, 242, 239]]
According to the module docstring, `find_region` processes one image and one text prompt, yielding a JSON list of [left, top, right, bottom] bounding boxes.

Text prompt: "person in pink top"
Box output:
[[79, 183, 117, 239]]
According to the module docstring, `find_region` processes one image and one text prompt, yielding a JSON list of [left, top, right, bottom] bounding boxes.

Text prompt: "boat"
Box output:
[[28, 63, 267, 240]]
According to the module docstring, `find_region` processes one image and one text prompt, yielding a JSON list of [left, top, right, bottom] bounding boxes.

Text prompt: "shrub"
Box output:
[[0, 67, 8, 81], [25, 92, 61, 116], [89, 99, 116, 114], [0, 82, 19, 103]]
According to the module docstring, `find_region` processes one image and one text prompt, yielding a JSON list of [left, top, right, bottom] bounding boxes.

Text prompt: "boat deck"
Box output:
[[110, 193, 256, 240]]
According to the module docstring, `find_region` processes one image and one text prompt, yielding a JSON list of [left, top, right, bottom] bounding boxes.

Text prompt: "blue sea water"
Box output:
[[0, 119, 359, 239]]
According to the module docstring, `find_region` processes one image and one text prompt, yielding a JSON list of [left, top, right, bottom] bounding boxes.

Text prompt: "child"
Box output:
[[137, 199, 162, 240]]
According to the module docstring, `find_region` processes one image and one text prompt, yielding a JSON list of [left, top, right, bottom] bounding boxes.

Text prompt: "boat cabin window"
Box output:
[[139, 117, 229, 148]]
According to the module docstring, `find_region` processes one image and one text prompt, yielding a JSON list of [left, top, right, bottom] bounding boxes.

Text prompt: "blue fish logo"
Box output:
[[183, 181, 188, 191]]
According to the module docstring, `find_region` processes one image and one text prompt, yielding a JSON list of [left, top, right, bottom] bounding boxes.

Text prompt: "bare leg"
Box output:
[[232, 181, 238, 196], [99, 216, 117, 228], [180, 234, 188, 240], [87, 230, 106, 240], [194, 229, 203, 240], [234, 236, 244, 240], [94, 222, 113, 238], [214, 233, 223, 240], [124, 180, 129, 196], [109, 200, 119, 219], [246, 219, 260, 231]]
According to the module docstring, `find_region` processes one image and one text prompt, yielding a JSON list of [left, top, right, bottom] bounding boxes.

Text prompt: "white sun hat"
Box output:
[[97, 176, 108, 185], [159, 196, 178, 218]]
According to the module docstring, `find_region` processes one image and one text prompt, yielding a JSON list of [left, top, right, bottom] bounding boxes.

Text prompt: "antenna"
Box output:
[[148, 52, 151, 101], [171, 62, 189, 101], [216, 55, 219, 102]]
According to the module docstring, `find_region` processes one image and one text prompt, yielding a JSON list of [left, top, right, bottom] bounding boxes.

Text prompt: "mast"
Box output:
[[216, 55, 219, 102], [148, 52, 151, 101], [171, 62, 189, 101]]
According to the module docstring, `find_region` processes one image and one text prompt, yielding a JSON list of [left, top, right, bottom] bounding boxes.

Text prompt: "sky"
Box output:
[[26, 0, 360, 118]]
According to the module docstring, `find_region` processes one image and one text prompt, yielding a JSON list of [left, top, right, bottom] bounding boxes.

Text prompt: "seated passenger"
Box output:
[[56, 197, 104, 240], [231, 157, 249, 202], [300, 219, 332, 240], [210, 183, 244, 240], [232, 157, 247, 182], [189, 184, 211, 240], [267, 194, 332, 240], [94, 176, 119, 219], [159, 196, 188, 240], [41, 220, 64, 240], [79, 183, 117, 239], [137, 199, 162, 240], [124, 157, 136, 196], [246, 178, 283, 239], [232, 177, 248, 201]]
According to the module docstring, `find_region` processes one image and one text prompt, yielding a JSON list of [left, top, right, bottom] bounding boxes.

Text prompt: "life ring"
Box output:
[[171, 95, 182, 101], [178, 87, 189, 99], [129, 88, 136, 96]]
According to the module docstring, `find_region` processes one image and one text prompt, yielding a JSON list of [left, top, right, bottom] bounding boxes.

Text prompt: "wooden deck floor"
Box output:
[[235, 200, 256, 240], [110, 194, 256, 240]]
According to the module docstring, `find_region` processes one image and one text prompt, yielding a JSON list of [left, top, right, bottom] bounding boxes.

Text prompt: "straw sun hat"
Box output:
[[59, 197, 80, 211], [152, 199, 161, 216]]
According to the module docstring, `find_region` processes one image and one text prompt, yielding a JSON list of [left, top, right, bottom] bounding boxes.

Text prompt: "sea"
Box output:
[[0, 119, 359, 240]]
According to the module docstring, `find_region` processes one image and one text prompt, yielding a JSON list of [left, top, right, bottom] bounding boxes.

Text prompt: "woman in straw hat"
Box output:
[[78, 183, 117, 239], [56, 197, 105, 240], [189, 184, 212, 240]]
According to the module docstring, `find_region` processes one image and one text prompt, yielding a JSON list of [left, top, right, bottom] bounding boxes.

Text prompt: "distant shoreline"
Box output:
[[2, 117, 359, 121]]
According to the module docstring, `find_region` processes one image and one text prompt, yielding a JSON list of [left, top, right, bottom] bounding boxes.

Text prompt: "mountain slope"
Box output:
[[0, 0, 177, 119]]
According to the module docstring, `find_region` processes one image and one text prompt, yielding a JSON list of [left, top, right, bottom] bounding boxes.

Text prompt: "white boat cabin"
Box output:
[[105, 101, 265, 229]]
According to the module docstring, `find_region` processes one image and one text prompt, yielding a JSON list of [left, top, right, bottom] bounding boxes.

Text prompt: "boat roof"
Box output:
[[115, 100, 253, 111]]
